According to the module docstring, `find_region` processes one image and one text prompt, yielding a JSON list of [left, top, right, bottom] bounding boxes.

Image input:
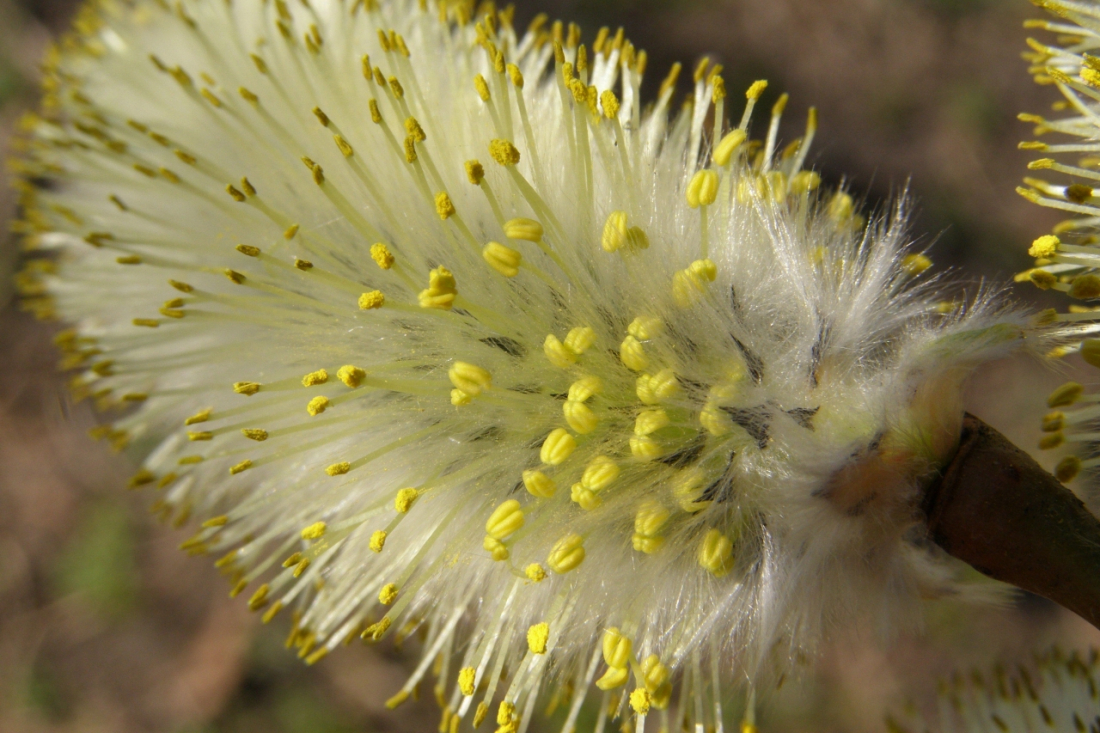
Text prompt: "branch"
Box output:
[[924, 414, 1100, 628]]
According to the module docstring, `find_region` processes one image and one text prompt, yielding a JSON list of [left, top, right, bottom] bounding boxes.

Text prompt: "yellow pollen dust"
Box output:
[[483, 535, 510, 561], [370, 243, 395, 269], [302, 369, 328, 386], [379, 583, 399, 605], [242, 428, 269, 441], [395, 487, 419, 513], [326, 462, 351, 476], [630, 689, 651, 715], [525, 563, 547, 582], [370, 530, 387, 552], [458, 667, 477, 696], [338, 365, 366, 388], [301, 521, 327, 540], [489, 139, 521, 166], [358, 290, 385, 309], [1030, 234, 1061, 259], [307, 396, 329, 416], [527, 622, 550, 654], [435, 191, 456, 219], [465, 160, 485, 185]]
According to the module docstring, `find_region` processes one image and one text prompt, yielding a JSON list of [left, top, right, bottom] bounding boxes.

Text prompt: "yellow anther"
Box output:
[[369, 99, 383, 124], [419, 266, 457, 309], [451, 389, 472, 406], [629, 435, 663, 461], [698, 528, 735, 577], [827, 192, 855, 224], [601, 211, 629, 252], [602, 627, 632, 667], [371, 243, 395, 269], [1042, 412, 1064, 433], [1039, 432, 1065, 450], [563, 327, 596, 355], [630, 689, 651, 715], [525, 563, 547, 582], [486, 499, 525, 540], [474, 74, 492, 101], [302, 369, 328, 387], [395, 487, 420, 513], [641, 655, 671, 693], [370, 530, 387, 552], [306, 396, 329, 416], [359, 290, 385, 309], [634, 499, 670, 538], [636, 369, 679, 405], [483, 241, 522, 277], [168, 279, 194, 293], [449, 361, 492, 396], [187, 430, 213, 441], [388, 76, 404, 98], [202, 515, 228, 528], [902, 254, 932, 276], [1056, 455, 1082, 483], [489, 139, 521, 166], [379, 583, 399, 605], [1071, 275, 1100, 300], [248, 584, 270, 610], [507, 63, 524, 88], [503, 217, 543, 242], [236, 244, 261, 257], [242, 428, 269, 441], [465, 160, 485, 185], [571, 483, 601, 510], [334, 134, 354, 157], [627, 316, 662, 341], [262, 601, 284, 624], [404, 136, 418, 163], [299, 521, 326, 541], [1028, 269, 1057, 290], [686, 170, 719, 208], [185, 408, 212, 425], [713, 128, 748, 166], [563, 400, 599, 434], [672, 259, 717, 307], [596, 665, 630, 690], [404, 116, 426, 142], [224, 269, 246, 285], [435, 191, 456, 219], [582, 455, 620, 491], [567, 376, 602, 402], [483, 535, 510, 561], [540, 428, 576, 465], [746, 79, 768, 100], [522, 469, 557, 498], [547, 532, 585, 573], [295, 258, 313, 270], [1048, 382, 1084, 408], [282, 552, 303, 569], [326, 462, 351, 476], [473, 703, 489, 729], [459, 667, 476, 696], [544, 334, 577, 368], [364, 616, 391, 641], [1082, 338, 1100, 368], [527, 622, 550, 654], [672, 467, 712, 512], [620, 335, 648, 371], [634, 408, 669, 436], [386, 690, 410, 710], [690, 258, 717, 281]]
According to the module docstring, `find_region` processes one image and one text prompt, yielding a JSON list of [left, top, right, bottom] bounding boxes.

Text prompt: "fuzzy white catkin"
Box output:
[[10, 0, 1071, 731], [889, 648, 1100, 733]]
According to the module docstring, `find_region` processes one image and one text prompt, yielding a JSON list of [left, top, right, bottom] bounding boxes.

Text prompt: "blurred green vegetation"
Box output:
[[52, 502, 139, 620]]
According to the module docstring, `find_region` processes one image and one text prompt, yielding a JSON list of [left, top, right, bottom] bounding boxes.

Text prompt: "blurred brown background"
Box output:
[[1, 1, 1098, 732]]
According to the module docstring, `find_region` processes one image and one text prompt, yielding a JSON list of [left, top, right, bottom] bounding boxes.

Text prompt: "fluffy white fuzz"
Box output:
[[11, 0, 1061, 730], [890, 648, 1100, 733]]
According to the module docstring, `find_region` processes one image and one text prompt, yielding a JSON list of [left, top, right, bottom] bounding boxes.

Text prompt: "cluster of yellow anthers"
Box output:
[[11, 0, 1058, 731], [888, 647, 1100, 733], [1018, 0, 1100, 483]]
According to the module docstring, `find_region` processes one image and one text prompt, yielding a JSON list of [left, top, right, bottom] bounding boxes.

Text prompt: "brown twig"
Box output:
[[924, 413, 1100, 629]]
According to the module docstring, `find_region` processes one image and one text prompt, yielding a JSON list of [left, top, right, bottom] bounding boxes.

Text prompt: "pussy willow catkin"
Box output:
[[9, 1, 1075, 731]]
